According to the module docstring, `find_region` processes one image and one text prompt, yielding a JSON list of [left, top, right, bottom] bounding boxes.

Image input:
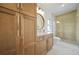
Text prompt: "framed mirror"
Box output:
[[37, 13, 45, 30]]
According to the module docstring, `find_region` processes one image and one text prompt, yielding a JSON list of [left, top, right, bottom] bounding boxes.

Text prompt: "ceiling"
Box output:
[[37, 3, 79, 16]]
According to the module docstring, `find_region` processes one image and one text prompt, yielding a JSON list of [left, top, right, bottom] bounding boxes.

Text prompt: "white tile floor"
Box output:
[[47, 37, 79, 55]]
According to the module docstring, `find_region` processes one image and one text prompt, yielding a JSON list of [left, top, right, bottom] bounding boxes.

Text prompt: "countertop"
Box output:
[[37, 32, 53, 36]]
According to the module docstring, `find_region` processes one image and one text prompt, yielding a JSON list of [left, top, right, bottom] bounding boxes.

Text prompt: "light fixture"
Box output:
[[37, 7, 44, 16], [61, 4, 64, 7], [57, 21, 60, 24]]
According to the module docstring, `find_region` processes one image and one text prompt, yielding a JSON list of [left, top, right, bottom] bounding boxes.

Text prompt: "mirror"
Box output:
[[37, 13, 45, 30]]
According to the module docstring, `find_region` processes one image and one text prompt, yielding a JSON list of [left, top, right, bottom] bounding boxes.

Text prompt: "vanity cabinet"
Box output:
[[35, 34, 53, 55], [35, 36, 47, 55], [46, 34, 53, 51]]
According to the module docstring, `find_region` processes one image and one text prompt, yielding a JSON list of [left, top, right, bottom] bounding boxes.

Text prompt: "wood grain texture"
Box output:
[[20, 13, 36, 55], [17, 3, 36, 55], [35, 34, 53, 55], [47, 36, 53, 51], [0, 3, 18, 11], [20, 3, 36, 16], [35, 37, 47, 55], [47, 34, 53, 51], [0, 3, 53, 55], [24, 42, 35, 55], [0, 7, 18, 54]]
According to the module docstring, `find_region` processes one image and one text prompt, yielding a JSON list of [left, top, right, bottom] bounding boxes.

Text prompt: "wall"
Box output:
[[44, 12, 53, 33], [55, 11, 76, 42], [37, 11, 53, 36], [37, 12, 45, 36], [76, 5, 79, 44]]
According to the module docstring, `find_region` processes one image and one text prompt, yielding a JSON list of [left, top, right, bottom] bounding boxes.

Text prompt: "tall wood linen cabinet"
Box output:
[[0, 3, 36, 55]]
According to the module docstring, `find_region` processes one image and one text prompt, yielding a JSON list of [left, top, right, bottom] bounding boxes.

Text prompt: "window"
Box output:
[[47, 19, 53, 32]]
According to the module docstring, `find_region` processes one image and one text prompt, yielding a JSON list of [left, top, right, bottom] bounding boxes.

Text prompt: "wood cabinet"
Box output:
[[23, 43, 35, 55], [0, 3, 36, 55], [20, 3, 36, 16], [0, 3, 18, 11], [19, 3, 36, 55], [35, 38, 47, 55], [20, 14, 36, 55], [47, 35, 53, 51], [0, 6, 18, 55], [35, 34, 53, 55], [0, 3, 53, 55]]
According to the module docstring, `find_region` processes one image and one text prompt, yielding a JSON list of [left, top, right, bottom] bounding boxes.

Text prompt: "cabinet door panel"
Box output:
[[21, 14, 35, 55], [47, 37, 53, 50], [19, 3, 36, 55], [21, 3, 36, 16], [35, 39, 47, 55], [0, 3, 18, 11], [40, 39, 47, 50], [24, 43, 35, 55], [0, 8, 17, 54], [23, 16, 35, 44]]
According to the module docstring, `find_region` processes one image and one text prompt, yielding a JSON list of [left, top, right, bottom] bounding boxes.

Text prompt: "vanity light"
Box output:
[[37, 7, 44, 16], [57, 21, 60, 24], [61, 4, 64, 7]]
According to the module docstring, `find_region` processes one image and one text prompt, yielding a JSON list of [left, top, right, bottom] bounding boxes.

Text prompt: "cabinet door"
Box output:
[[20, 3, 36, 16], [47, 37, 53, 51], [0, 3, 18, 11], [20, 14, 36, 55], [0, 7, 18, 54], [35, 38, 47, 55], [23, 43, 35, 55]]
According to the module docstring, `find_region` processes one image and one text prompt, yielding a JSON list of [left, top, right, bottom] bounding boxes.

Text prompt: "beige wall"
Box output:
[[37, 11, 53, 36], [76, 5, 79, 44], [56, 11, 76, 41]]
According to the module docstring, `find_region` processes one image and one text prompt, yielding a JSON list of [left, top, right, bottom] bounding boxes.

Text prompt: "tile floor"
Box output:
[[47, 37, 79, 55]]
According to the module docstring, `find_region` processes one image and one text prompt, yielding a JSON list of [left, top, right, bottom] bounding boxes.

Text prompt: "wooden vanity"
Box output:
[[35, 33, 53, 55]]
